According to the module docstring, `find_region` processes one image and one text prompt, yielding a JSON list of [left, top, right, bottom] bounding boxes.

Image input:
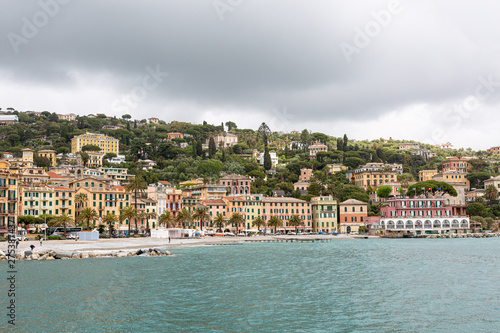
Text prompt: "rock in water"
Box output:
[[54, 251, 73, 259]]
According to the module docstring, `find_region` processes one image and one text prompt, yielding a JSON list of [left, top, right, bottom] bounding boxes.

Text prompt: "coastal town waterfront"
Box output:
[[5, 238, 500, 332]]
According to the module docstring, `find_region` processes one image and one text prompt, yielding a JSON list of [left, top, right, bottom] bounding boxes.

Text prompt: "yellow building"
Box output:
[[37, 150, 57, 167], [0, 161, 19, 236], [22, 148, 34, 164], [20, 185, 75, 217], [71, 132, 119, 154], [311, 196, 337, 233], [87, 151, 104, 168], [419, 170, 438, 182], [326, 164, 348, 175]]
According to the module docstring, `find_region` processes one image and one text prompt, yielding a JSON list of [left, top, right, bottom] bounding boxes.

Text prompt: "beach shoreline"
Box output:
[[1, 234, 368, 255]]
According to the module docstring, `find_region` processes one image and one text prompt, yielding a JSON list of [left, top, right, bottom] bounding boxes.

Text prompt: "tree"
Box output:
[[78, 208, 98, 230], [34, 154, 51, 168], [176, 208, 193, 228], [407, 181, 457, 197], [212, 213, 226, 232], [225, 121, 237, 131], [343, 134, 348, 151], [308, 183, 323, 196], [467, 202, 487, 217], [288, 215, 304, 233], [258, 122, 271, 147], [102, 213, 118, 235], [377, 185, 393, 198], [140, 211, 157, 234], [252, 216, 265, 232], [120, 206, 137, 237], [75, 193, 88, 217], [192, 207, 210, 231], [50, 214, 74, 237], [209, 137, 216, 157], [263, 146, 272, 171], [267, 216, 282, 234], [158, 211, 175, 228], [467, 172, 492, 189], [79, 152, 90, 167], [340, 185, 369, 203], [344, 157, 365, 169], [126, 176, 148, 234], [485, 185, 498, 201], [122, 114, 132, 120], [229, 213, 245, 234], [82, 144, 101, 152]]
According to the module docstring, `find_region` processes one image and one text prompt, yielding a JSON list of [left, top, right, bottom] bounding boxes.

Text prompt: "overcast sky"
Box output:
[[1, 0, 500, 150]]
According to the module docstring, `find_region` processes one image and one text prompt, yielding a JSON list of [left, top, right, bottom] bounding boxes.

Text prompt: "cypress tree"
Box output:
[[264, 146, 272, 171], [209, 137, 216, 157]]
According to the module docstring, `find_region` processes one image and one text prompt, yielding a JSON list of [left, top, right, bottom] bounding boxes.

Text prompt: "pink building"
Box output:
[[261, 197, 312, 232], [300, 168, 313, 182], [442, 157, 471, 173], [376, 195, 470, 234], [219, 174, 252, 195], [309, 141, 328, 158], [167, 132, 184, 140]]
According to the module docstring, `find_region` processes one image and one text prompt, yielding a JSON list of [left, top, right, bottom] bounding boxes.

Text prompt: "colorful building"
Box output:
[[37, 150, 57, 167], [442, 157, 471, 173], [377, 196, 470, 234], [0, 161, 19, 236], [339, 199, 368, 234], [71, 132, 119, 154], [219, 174, 252, 195], [311, 196, 337, 233]]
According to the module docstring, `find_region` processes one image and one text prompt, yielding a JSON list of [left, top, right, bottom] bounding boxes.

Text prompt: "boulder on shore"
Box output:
[[54, 251, 73, 259]]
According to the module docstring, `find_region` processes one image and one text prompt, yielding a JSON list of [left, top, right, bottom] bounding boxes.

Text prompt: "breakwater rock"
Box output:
[[0, 248, 174, 261]]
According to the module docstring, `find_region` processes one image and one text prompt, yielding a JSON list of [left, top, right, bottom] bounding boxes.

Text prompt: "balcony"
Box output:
[[7, 197, 16, 201], [0, 183, 8, 189]]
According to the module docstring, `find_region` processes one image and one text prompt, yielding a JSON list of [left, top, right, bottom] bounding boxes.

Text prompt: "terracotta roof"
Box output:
[[340, 199, 368, 205], [199, 199, 226, 205], [47, 171, 66, 179], [159, 180, 171, 185]]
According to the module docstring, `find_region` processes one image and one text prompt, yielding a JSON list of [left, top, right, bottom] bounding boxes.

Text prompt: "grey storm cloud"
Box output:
[[1, 0, 500, 145]]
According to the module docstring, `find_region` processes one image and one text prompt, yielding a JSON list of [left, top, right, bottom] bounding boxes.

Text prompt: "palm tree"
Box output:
[[252, 216, 265, 233], [229, 213, 245, 234], [78, 207, 98, 230], [212, 213, 226, 232], [175, 208, 193, 228], [126, 176, 147, 234], [288, 215, 303, 233], [267, 216, 282, 235], [51, 213, 74, 237], [140, 211, 157, 234], [102, 213, 118, 236], [75, 193, 88, 220], [485, 185, 498, 201], [192, 207, 210, 231], [158, 211, 176, 228], [119, 206, 137, 237]]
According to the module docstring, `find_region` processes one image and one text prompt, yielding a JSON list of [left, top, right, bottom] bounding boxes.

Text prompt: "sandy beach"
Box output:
[[2, 234, 371, 254]]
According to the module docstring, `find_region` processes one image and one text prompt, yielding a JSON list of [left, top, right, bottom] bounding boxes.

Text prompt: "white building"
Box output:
[[257, 152, 278, 167]]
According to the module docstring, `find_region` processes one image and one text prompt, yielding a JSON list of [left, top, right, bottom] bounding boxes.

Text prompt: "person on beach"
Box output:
[[40, 237, 43, 246], [16, 239, 19, 248], [169, 237, 171, 243], [30, 244, 35, 251]]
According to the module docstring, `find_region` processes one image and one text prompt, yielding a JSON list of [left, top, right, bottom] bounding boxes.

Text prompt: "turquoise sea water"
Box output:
[[3, 238, 500, 332]]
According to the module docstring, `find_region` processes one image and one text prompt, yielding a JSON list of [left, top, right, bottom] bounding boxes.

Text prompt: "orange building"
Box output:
[[339, 199, 368, 234]]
